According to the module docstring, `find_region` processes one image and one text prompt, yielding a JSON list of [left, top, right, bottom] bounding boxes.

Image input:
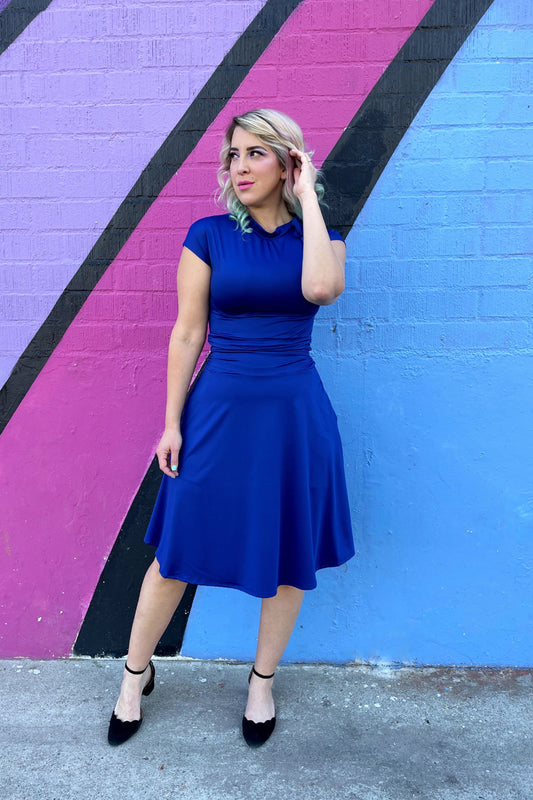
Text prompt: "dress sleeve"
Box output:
[[327, 228, 344, 242], [183, 218, 212, 266]]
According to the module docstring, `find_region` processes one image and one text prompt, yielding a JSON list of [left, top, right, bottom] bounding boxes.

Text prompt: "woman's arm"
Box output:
[[290, 148, 346, 306], [156, 246, 211, 478]]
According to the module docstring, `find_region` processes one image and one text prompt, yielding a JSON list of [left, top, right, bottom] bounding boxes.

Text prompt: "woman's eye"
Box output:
[[229, 149, 264, 160]]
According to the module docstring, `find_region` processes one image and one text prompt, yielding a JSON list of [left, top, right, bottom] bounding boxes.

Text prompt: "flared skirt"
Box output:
[[145, 357, 354, 597]]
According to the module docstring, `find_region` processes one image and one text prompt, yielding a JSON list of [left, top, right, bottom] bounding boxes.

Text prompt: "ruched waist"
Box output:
[[210, 341, 311, 355], [206, 339, 314, 376], [205, 310, 316, 375]]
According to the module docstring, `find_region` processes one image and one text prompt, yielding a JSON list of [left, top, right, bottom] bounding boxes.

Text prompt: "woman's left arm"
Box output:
[[291, 148, 346, 306]]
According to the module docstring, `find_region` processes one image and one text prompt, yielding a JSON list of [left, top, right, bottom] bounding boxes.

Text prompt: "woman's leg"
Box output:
[[244, 585, 304, 723], [113, 558, 188, 722]]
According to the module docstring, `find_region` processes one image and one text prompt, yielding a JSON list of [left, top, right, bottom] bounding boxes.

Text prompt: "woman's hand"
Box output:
[[289, 147, 317, 200], [156, 428, 183, 478]]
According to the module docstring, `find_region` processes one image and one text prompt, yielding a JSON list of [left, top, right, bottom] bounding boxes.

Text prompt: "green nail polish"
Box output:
[[171, 465, 178, 472]]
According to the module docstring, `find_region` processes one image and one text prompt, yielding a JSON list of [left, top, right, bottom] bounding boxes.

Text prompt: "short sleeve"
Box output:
[[327, 228, 344, 242], [183, 218, 212, 266]]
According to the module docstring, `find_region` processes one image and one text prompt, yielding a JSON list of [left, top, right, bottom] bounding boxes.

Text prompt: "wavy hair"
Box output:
[[216, 109, 325, 232]]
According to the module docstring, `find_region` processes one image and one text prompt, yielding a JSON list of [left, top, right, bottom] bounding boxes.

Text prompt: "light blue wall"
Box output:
[[183, 0, 533, 666]]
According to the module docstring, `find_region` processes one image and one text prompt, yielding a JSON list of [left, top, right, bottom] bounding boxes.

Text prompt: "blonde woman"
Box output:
[[108, 109, 354, 747]]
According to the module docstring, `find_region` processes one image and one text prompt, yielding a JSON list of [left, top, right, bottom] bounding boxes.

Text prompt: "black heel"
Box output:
[[242, 666, 276, 748], [107, 661, 155, 746], [136, 661, 155, 697]]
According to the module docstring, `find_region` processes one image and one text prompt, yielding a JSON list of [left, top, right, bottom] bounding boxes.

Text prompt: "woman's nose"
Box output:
[[237, 159, 249, 173]]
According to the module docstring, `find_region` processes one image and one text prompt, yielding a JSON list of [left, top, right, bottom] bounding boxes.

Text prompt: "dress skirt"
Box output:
[[145, 352, 354, 598]]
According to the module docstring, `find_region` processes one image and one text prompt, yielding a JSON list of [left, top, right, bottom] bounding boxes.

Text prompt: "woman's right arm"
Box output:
[[156, 245, 211, 478]]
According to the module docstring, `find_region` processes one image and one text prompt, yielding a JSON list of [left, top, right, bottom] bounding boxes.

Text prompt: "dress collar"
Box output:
[[247, 215, 303, 239]]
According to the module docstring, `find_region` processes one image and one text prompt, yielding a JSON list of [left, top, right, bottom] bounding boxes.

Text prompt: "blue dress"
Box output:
[[145, 213, 354, 598]]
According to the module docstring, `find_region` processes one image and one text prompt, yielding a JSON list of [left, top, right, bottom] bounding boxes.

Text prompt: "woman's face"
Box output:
[[229, 126, 287, 210]]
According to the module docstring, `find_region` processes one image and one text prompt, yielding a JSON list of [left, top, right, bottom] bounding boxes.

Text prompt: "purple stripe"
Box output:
[[0, 0, 12, 12], [0, 0, 268, 388]]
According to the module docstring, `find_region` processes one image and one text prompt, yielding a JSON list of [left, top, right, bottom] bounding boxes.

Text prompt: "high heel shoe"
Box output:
[[107, 660, 155, 746], [242, 666, 276, 747]]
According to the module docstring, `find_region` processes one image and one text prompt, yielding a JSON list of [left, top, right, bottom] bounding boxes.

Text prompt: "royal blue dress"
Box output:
[[145, 213, 354, 597]]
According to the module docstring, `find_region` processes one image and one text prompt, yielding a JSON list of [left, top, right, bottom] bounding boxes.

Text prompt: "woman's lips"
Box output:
[[237, 181, 254, 190]]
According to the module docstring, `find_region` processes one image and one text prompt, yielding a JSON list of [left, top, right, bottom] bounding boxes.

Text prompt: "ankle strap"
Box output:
[[252, 665, 275, 680], [125, 661, 150, 675]]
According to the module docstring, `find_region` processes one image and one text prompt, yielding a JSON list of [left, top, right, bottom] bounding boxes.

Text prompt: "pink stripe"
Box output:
[[0, 0, 435, 657]]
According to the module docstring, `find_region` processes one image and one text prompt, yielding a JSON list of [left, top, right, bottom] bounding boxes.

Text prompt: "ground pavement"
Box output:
[[1, 660, 531, 800]]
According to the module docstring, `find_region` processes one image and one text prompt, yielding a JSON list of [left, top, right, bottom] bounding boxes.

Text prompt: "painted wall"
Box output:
[[1, 0, 531, 666]]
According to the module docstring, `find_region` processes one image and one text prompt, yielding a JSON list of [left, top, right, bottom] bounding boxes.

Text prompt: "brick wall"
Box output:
[[1, 0, 531, 665]]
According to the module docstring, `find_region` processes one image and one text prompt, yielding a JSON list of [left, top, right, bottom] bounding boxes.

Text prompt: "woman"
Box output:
[[108, 109, 354, 748]]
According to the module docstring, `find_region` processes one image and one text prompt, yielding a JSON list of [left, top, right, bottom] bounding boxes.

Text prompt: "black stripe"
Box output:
[[73, 359, 210, 657], [0, 0, 53, 56], [73, 458, 198, 658], [0, 0, 304, 434], [73, 459, 196, 657], [322, 0, 496, 237]]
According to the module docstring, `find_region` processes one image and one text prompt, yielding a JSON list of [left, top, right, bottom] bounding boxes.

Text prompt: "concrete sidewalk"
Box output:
[[1, 659, 531, 800]]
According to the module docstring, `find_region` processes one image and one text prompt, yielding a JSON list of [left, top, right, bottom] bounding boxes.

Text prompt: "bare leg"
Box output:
[[114, 558, 188, 722], [244, 585, 304, 723]]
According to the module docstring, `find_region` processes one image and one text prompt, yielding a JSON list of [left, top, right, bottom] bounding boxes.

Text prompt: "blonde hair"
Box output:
[[216, 109, 325, 232]]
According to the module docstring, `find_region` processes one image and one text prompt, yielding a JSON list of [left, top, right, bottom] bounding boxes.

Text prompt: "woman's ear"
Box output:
[[285, 151, 297, 176], [284, 157, 296, 193]]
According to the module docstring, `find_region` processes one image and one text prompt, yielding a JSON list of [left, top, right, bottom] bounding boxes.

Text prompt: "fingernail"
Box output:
[[171, 465, 178, 472]]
